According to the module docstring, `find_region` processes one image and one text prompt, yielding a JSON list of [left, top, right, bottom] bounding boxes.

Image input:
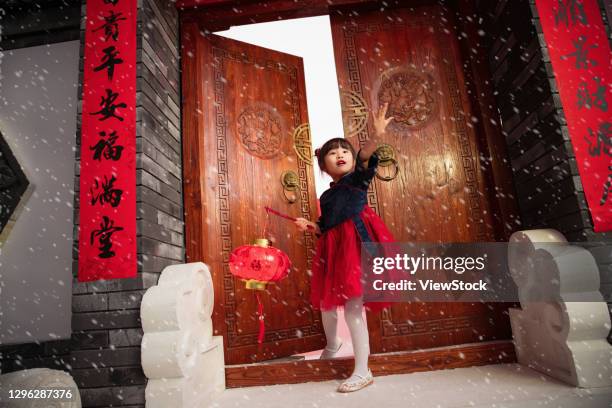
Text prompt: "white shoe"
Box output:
[[319, 340, 343, 359], [337, 369, 374, 393]]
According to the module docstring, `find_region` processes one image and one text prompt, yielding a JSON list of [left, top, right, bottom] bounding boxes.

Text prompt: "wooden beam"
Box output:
[[175, 0, 232, 8], [178, 0, 380, 31]]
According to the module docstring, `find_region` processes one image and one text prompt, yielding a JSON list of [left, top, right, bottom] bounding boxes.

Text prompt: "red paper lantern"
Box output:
[[228, 238, 291, 344], [229, 238, 291, 289]]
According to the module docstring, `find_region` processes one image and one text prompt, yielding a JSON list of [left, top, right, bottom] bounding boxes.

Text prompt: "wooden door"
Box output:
[[181, 24, 326, 364], [331, 3, 512, 353]]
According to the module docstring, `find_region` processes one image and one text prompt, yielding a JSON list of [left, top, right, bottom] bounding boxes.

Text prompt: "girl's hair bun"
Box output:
[[314, 148, 321, 157]]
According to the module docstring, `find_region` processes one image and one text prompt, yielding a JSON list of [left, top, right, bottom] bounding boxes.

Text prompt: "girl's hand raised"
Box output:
[[353, 103, 394, 163], [373, 102, 394, 137]]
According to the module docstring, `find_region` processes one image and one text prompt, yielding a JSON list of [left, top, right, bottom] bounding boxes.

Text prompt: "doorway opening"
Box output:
[[217, 16, 341, 201], [181, 0, 518, 386], [215, 15, 362, 361]]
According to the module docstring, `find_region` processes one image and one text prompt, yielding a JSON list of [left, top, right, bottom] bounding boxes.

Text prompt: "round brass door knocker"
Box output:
[[280, 170, 299, 203], [375, 144, 399, 181]]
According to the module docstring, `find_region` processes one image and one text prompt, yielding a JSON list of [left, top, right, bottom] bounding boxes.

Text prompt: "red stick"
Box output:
[[264, 206, 314, 230], [264, 206, 296, 221]]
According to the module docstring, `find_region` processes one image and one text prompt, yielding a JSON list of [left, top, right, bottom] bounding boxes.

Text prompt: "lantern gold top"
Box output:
[[253, 238, 270, 247], [245, 279, 267, 290]]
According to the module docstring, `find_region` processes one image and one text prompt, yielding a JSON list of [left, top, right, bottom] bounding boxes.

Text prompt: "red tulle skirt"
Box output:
[[310, 205, 395, 312]]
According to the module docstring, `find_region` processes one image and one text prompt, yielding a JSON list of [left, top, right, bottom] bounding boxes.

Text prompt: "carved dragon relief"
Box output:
[[235, 102, 286, 159], [376, 66, 438, 132]]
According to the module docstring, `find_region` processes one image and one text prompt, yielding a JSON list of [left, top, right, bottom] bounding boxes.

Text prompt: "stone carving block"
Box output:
[[141, 262, 225, 408], [508, 229, 612, 388]]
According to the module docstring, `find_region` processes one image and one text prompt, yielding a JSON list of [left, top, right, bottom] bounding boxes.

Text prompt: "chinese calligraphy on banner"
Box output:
[[535, 0, 612, 232], [79, 0, 137, 281]]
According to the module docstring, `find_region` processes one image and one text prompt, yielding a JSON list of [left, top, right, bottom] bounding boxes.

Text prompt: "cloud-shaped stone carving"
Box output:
[[141, 262, 225, 408]]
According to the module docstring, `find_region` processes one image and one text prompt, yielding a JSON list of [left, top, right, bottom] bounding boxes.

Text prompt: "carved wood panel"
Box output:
[[331, 4, 511, 353], [181, 26, 325, 364]]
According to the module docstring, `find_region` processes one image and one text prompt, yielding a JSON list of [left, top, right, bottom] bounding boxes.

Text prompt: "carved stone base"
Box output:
[[141, 262, 225, 408], [508, 229, 612, 388], [144, 336, 225, 408], [510, 305, 612, 387]]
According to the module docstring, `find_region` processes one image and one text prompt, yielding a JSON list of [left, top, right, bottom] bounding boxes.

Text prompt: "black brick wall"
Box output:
[[475, 0, 611, 338], [475, 0, 611, 243], [69, 0, 182, 406]]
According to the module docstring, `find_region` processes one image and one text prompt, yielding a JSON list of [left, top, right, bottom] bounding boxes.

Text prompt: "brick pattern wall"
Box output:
[[69, 0, 182, 406], [527, 0, 611, 306], [476, 0, 584, 240], [475, 0, 611, 339], [603, 0, 612, 38]]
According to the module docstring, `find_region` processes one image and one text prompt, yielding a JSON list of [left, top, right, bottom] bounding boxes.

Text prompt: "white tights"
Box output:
[[320, 297, 370, 379]]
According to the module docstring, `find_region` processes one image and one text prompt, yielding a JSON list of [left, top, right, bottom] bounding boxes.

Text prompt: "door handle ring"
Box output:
[[280, 170, 299, 203], [374, 144, 399, 181]]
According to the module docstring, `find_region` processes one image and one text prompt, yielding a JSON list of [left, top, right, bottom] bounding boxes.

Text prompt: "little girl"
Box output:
[[294, 104, 396, 393]]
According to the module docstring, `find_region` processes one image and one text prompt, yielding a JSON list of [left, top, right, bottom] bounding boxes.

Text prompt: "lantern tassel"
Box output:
[[256, 291, 265, 344]]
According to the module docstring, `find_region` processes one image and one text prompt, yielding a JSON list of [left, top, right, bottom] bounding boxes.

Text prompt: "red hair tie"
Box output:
[[314, 148, 321, 157]]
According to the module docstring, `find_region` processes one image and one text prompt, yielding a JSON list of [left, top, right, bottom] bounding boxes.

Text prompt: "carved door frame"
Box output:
[[179, 0, 520, 376]]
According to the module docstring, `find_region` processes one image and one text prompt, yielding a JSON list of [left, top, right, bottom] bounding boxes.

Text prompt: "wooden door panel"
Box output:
[[330, 4, 512, 353], [182, 24, 325, 364]]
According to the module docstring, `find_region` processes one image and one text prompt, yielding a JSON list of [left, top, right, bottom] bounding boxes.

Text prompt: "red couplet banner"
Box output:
[[535, 0, 612, 232], [79, 0, 137, 281]]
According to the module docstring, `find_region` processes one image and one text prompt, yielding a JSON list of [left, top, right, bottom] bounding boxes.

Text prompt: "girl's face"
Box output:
[[323, 146, 355, 180]]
